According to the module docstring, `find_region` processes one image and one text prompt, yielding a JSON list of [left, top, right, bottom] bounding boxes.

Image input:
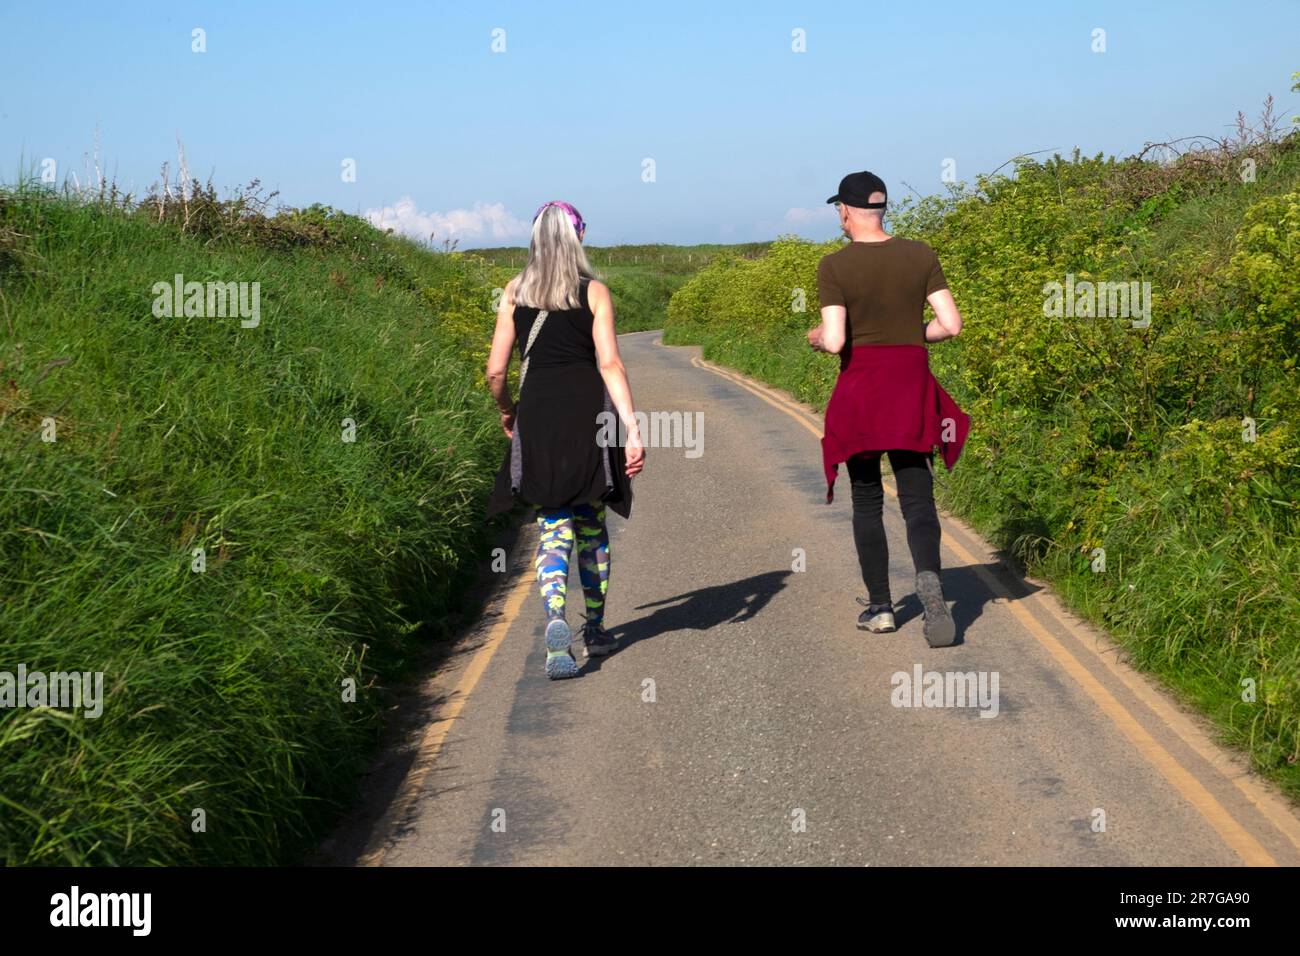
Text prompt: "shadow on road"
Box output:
[[604, 569, 792, 652], [597, 559, 1039, 660], [890, 560, 1043, 646]]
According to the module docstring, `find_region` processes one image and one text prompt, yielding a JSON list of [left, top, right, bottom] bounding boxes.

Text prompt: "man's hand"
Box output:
[[807, 326, 825, 352], [499, 406, 516, 437]]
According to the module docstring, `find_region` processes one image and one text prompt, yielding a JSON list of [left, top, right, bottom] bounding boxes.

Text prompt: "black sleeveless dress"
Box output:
[[487, 278, 633, 519]]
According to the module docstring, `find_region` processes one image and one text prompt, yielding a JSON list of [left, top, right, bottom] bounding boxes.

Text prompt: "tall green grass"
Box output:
[[664, 132, 1300, 796], [0, 182, 506, 864]]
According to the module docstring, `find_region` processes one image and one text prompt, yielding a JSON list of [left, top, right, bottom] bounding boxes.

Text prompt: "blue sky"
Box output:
[[2, 1, 1297, 246]]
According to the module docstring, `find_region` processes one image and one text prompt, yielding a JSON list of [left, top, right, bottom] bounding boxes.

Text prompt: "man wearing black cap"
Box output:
[[807, 171, 967, 647]]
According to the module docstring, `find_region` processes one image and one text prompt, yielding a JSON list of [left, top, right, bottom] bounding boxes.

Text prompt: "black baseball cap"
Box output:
[[826, 171, 887, 208]]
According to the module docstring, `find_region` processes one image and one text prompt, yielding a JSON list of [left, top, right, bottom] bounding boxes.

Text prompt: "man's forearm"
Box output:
[[924, 320, 954, 343]]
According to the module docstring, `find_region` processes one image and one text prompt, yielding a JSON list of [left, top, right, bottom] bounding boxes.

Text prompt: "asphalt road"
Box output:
[[333, 330, 1300, 867]]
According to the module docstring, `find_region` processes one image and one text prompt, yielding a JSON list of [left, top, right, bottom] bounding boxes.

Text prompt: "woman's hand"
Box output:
[[500, 406, 516, 438], [807, 327, 825, 351], [624, 428, 645, 478]]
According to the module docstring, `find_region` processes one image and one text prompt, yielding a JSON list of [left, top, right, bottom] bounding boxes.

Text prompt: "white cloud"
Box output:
[[364, 197, 529, 246], [783, 206, 836, 226]]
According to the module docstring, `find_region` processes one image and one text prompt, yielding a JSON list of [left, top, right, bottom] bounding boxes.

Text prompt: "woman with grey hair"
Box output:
[[486, 201, 645, 679]]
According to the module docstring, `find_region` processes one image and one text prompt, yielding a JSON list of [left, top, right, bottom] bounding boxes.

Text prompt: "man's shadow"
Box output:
[[890, 559, 1042, 646], [592, 570, 791, 666], [590, 559, 1037, 668]]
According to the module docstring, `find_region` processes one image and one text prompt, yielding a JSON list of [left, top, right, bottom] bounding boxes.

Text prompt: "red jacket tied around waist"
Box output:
[[821, 343, 970, 502]]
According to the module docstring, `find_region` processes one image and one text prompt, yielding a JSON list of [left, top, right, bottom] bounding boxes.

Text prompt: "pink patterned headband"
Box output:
[[533, 200, 586, 235]]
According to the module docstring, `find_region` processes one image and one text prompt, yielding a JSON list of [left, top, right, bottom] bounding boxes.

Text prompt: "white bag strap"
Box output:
[[519, 309, 549, 390]]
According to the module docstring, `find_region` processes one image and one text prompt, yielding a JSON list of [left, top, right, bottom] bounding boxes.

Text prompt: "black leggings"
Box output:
[[847, 450, 941, 606]]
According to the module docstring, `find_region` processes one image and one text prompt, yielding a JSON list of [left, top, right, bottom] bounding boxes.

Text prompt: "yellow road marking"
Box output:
[[681, 342, 1284, 866], [939, 535, 1276, 865], [690, 355, 825, 440], [359, 566, 535, 866], [1020, 574, 1300, 855]]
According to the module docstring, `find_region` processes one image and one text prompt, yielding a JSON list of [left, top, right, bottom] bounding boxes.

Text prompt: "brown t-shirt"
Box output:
[[816, 238, 948, 346]]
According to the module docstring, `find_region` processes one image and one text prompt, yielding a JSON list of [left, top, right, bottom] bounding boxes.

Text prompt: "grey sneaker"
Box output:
[[544, 618, 579, 679], [581, 620, 617, 658], [856, 598, 896, 633], [916, 571, 956, 647]]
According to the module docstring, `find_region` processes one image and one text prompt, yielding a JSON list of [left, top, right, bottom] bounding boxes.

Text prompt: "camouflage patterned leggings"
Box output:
[[534, 502, 610, 624]]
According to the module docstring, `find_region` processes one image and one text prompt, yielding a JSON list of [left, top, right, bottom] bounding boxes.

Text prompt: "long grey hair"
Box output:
[[513, 203, 599, 310]]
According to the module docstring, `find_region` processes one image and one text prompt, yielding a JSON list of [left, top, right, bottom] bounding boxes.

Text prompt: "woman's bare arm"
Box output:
[[485, 278, 519, 436], [588, 280, 644, 477]]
